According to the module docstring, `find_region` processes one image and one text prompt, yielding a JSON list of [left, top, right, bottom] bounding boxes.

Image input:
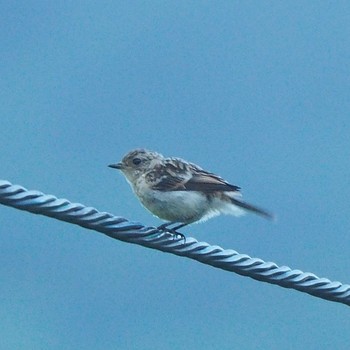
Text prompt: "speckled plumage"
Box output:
[[109, 149, 273, 226]]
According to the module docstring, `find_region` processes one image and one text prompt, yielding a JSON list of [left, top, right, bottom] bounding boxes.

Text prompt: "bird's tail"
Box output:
[[229, 197, 274, 220]]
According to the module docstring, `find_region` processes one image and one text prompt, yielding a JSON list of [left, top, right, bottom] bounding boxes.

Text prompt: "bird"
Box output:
[[109, 148, 273, 237]]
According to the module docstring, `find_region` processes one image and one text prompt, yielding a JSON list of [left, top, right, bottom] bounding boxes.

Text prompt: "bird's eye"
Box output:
[[132, 157, 142, 165]]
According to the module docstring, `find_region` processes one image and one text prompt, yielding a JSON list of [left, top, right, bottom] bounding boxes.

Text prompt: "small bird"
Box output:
[[109, 149, 273, 237]]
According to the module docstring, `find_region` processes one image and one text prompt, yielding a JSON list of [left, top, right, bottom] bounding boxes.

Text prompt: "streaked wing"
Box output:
[[151, 174, 188, 190], [147, 158, 190, 191], [150, 158, 240, 193], [182, 170, 240, 193]]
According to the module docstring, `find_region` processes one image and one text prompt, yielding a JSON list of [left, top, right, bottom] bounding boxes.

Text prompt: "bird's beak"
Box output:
[[108, 162, 123, 170]]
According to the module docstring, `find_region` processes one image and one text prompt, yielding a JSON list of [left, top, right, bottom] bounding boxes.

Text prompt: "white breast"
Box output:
[[137, 189, 211, 223]]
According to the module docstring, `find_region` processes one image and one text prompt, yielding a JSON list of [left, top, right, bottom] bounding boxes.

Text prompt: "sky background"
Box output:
[[1, 1, 350, 349]]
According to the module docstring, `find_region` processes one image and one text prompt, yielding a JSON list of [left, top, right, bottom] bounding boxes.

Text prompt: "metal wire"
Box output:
[[1, 179, 349, 307]]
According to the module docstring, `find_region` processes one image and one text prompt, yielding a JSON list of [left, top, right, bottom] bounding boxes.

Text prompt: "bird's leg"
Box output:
[[157, 222, 187, 242], [170, 223, 188, 231], [157, 222, 176, 231]]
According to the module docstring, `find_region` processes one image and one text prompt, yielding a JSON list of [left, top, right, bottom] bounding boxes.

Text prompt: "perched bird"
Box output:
[[109, 149, 273, 236]]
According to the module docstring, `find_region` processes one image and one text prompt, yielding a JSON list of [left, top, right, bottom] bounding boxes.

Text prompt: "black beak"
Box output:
[[108, 163, 123, 170]]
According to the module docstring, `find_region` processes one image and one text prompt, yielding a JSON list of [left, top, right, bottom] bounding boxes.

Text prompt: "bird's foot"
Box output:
[[157, 222, 187, 243], [168, 229, 186, 243]]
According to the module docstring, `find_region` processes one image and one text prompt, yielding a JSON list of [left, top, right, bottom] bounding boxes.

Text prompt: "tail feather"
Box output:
[[230, 197, 274, 220]]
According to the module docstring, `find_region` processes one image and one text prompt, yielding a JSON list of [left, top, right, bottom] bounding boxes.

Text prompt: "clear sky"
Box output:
[[1, 2, 350, 349]]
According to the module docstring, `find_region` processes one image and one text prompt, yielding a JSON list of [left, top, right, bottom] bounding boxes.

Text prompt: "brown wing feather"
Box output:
[[152, 176, 187, 190], [151, 168, 240, 193], [182, 172, 240, 192], [148, 160, 189, 191], [150, 157, 240, 193]]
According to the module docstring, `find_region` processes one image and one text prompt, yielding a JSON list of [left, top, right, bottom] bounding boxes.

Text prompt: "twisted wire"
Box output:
[[1, 179, 349, 307]]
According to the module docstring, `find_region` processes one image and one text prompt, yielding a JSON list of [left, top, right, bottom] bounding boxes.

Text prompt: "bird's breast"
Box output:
[[136, 189, 211, 223]]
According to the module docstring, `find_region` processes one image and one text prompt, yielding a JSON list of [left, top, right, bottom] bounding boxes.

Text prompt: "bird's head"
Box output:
[[109, 148, 163, 183]]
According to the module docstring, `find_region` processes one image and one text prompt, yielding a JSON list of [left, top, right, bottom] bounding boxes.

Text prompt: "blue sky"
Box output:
[[1, 2, 350, 349]]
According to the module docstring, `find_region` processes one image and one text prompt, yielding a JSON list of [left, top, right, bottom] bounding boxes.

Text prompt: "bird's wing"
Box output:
[[150, 158, 240, 193], [147, 159, 192, 191], [183, 171, 240, 192]]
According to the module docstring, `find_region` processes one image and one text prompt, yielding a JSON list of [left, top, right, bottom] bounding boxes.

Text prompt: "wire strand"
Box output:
[[1, 179, 349, 307]]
